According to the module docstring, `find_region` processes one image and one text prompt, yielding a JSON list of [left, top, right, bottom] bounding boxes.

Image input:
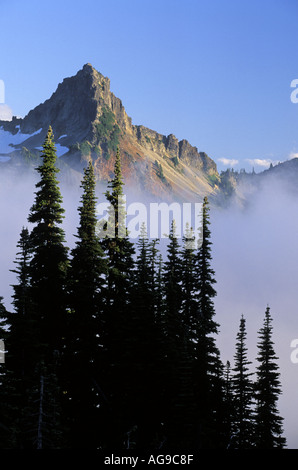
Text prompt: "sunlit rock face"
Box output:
[[0, 64, 220, 203]]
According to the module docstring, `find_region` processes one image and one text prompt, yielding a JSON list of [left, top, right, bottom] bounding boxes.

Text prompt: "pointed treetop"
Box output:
[[46, 125, 54, 140], [41, 125, 57, 155], [28, 124, 64, 225]]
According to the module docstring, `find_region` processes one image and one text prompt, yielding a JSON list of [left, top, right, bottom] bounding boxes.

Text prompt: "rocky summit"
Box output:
[[0, 64, 220, 202]]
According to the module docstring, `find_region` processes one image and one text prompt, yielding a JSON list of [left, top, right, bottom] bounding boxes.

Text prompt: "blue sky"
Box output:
[[1, 0, 298, 171]]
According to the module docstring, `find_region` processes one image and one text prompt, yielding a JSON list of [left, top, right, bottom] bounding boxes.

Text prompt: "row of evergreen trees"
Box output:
[[0, 126, 286, 449]]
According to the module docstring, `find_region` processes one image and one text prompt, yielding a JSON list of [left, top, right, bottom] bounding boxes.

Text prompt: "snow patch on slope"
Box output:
[[0, 127, 43, 154]]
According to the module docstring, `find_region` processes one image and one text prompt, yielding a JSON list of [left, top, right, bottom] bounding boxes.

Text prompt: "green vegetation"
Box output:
[[254, 306, 286, 448], [80, 140, 92, 156], [75, 108, 122, 160], [208, 173, 220, 187], [94, 145, 101, 156], [154, 160, 166, 182], [95, 107, 121, 157], [171, 156, 179, 167], [231, 315, 254, 448], [67, 161, 107, 448]]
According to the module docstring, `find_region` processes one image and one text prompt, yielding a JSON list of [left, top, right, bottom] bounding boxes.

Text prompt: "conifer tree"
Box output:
[[194, 196, 222, 448], [161, 220, 182, 382], [161, 220, 196, 450], [10, 228, 32, 319], [254, 306, 286, 448], [195, 196, 219, 357], [180, 223, 197, 348], [4, 226, 64, 449], [223, 361, 234, 448], [127, 224, 161, 448], [0, 228, 34, 448], [23, 360, 63, 449], [103, 147, 135, 304], [0, 297, 10, 447], [25, 126, 69, 448], [152, 251, 164, 321], [8, 228, 34, 376], [146, 237, 161, 317], [0, 298, 8, 344], [66, 160, 107, 448], [28, 125, 69, 355], [148, 244, 167, 448], [101, 147, 136, 448], [162, 220, 183, 341], [231, 315, 254, 448]]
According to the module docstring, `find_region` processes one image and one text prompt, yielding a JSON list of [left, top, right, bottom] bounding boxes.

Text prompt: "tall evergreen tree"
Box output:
[[162, 220, 183, 340], [161, 219, 182, 387], [101, 147, 136, 448], [10, 228, 32, 318], [126, 224, 162, 449], [195, 196, 219, 357], [28, 125, 69, 355], [254, 306, 286, 448], [148, 243, 167, 448], [231, 314, 254, 448], [161, 220, 196, 450], [194, 196, 222, 448], [66, 160, 107, 448], [103, 147, 135, 304], [9, 228, 34, 377], [0, 228, 34, 448], [25, 126, 69, 448]]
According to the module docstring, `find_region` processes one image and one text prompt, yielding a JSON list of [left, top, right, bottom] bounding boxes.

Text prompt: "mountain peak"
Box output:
[[0, 65, 218, 201], [78, 62, 107, 83], [81, 62, 98, 74], [82, 62, 94, 70]]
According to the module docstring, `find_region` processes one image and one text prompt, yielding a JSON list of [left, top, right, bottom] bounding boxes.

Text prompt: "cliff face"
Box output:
[[0, 64, 219, 202], [132, 127, 217, 174]]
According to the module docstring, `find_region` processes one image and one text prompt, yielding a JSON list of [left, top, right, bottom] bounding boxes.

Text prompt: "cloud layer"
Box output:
[[218, 157, 239, 167], [0, 165, 298, 448], [0, 104, 13, 121]]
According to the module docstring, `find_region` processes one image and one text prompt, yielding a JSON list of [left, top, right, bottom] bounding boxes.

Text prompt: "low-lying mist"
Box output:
[[212, 178, 298, 449], [1, 165, 298, 448]]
